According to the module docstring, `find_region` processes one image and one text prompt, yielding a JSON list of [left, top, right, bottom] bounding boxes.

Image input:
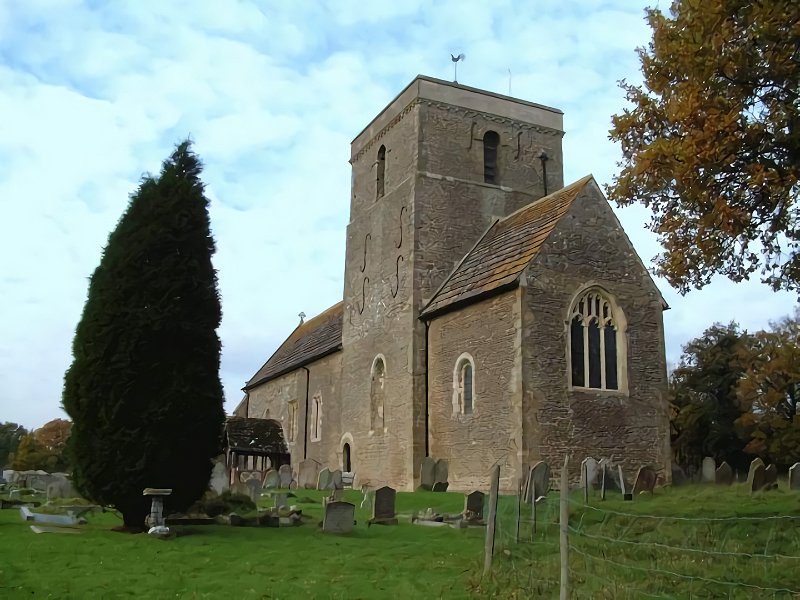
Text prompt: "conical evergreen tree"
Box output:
[[63, 140, 225, 530]]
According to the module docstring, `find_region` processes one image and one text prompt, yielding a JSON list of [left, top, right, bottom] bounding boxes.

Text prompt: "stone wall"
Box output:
[[520, 181, 671, 482], [246, 351, 343, 469], [428, 292, 522, 492]]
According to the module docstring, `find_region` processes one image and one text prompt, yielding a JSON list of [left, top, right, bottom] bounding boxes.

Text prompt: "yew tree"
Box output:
[[609, 0, 800, 292], [63, 141, 225, 530]]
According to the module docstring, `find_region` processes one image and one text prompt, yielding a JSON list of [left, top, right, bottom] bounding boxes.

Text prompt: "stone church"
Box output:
[[235, 75, 671, 492]]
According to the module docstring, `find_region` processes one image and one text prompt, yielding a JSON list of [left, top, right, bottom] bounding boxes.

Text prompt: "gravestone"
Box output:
[[278, 465, 293, 488], [420, 457, 436, 490], [746, 458, 765, 489], [617, 465, 631, 498], [580, 457, 599, 489], [239, 470, 260, 483], [715, 462, 733, 485], [789, 463, 800, 490], [298, 460, 319, 490], [701, 457, 716, 483], [273, 492, 288, 509], [750, 463, 766, 494], [263, 469, 280, 490], [370, 486, 398, 525], [632, 466, 657, 495], [763, 464, 778, 490], [322, 501, 355, 534], [434, 459, 449, 485], [432, 481, 448, 492], [317, 468, 332, 491], [46, 477, 77, 500], [464, 491, 485, 518], [330, 469, 343, 490], [671, 464, 687, 486], [246, 477, 261, 504], [524, 461, 551, 503], [209, 461, 229, 495]]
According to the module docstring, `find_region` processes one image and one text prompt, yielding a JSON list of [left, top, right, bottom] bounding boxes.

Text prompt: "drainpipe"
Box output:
[[424, 321, 430, 457], [300, 366, 310, 460], [539, 151, 549, 196]]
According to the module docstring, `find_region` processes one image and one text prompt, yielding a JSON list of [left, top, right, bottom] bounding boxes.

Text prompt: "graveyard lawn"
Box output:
[[0, 489, 485, 599]]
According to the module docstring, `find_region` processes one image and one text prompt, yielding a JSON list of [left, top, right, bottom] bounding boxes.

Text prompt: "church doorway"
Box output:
[[343, 443, 352, 472]]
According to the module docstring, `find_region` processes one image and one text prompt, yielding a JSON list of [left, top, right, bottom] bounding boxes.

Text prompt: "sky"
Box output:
[[1, 0, 796, 430]]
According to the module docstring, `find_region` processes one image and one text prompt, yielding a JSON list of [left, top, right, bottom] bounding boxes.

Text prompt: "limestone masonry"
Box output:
[[236, 75, 671, 491]]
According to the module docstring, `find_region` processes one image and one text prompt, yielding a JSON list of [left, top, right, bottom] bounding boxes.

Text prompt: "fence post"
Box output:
[[560, 455, 569, 600], [515, 477, 522, 544], [483, 464, 501, 575], [583, 460, 589, 504]]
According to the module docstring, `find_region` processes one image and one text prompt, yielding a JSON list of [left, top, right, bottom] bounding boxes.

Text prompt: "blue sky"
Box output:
[[1, 0, 796, 429]]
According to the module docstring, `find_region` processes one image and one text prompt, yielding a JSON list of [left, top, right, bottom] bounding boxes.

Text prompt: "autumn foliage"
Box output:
[[609, 0, 800, 292]]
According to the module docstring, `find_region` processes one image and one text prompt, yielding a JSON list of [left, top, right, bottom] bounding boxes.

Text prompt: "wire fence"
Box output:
[[482, 462, 800, 599]]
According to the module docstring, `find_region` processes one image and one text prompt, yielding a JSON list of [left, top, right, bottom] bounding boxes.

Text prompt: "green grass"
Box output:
[[4, 485, 800, 599], [0, 489, 483, 599]]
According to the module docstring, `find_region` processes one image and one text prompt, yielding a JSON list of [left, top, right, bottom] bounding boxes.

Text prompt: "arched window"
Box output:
[[310, 393, 322, 441], [342, 443, 352, 472], [453, 353, 475, 415], [376, 145, 386, 199], [287, 401, 297, 442], [370, 356, 386, 431], [569, 289, 620, 390], [483, 131, 500, 184]]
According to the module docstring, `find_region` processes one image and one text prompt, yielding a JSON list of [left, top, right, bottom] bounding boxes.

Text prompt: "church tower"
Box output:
[[340, 76, 565, 489]]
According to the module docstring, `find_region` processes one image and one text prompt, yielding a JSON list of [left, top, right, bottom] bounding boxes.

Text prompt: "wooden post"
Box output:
[[600, 464, 606, 501], [559, 455, 569, 600], [483, 464, 501, 575], [583, 460, 589, 504], [515, 478, 522, 544]]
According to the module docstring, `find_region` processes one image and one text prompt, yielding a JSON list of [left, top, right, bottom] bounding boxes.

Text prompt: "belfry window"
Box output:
[[483, 131, 500, 184], [569, 289, 620, 390], [370, 356, 386, 431], [376, 145, 386, 199]]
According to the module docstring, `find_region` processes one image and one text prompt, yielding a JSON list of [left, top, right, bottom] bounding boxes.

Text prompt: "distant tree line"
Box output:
[[671, 309, 800, 472], [0, 419, 72, 472]]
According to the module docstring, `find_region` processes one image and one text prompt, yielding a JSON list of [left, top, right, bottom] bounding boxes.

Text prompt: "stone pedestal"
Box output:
[[143, 488, 172, 528]]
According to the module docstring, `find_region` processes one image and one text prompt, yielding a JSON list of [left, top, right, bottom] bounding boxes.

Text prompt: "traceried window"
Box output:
[[370, 356, 386, 431], [453, 353, 475, 415], [376, 145, 386, 199], [287, 401, 298, 442], [569, 289, 620, 390], [310, 393, 322, 441], [483, 131, 500, 184]]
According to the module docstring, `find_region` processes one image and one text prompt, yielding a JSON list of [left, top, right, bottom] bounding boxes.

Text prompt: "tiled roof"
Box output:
[[245, 302, 343, 389], [225, 417, 288, 455], [421, 175, 593, 318]]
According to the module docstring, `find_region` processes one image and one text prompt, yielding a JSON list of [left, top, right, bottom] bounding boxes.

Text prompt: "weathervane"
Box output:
[[451, 53, 465, 83]]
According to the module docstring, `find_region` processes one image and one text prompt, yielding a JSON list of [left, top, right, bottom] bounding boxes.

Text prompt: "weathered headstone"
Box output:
[[618, 465, 631, 498], [432, 481, 448, 492], [298, 460, 319, 490], [239, 470, 260, 483], [580, 457, 599, 489], [701, 457, 716, 483], [632, 466, 657, 495], [763, 464, 778, 490], [524, 461, 551, 503], [273, 492, 288, 509], [317, 468, 332, 491], [790, 463, 800, 490], [322, 501, 355, 534], [671, 464, 687, 486], [420, 457, 436, 490], [263, 469, 280, 490], [370, 486, 398, 525], [746, 457, 765, 489], [209, 461, 228, 495], [465, 491, 485, 518], [278, 465, 292, 488], [246, 477, 261, 504], [331, 469, 343, 490], [715, 461, 733, 486], [750, 463, 766, 494], [434, 459, 449, 485], [46, 478, 77, 500]]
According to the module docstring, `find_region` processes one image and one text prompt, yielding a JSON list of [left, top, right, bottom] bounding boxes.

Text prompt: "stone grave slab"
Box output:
[[298, 460, 319, 490], [420, 457, 436, 490], [331, 469, 343, 490], [580, 457, 599, 489], [529, 462, 551, 501], [263, 469, 280, 490], [715, 461, 733, 485], [317, 468, 332, 491], [632, 466, 657, 495], [369, 486, 398, 525], [322, 501, 356, 534], [790, 463, 800, 490], [746, 458, 765, 489], [701, 457, 716, 483], [464, 491, 485, 520], [434, 459, 449, 485], [432, 481, 448, 492], [750, 464, 766, 494], [278, 465, 293, 488], [671, 464, 687, 486], [246, 477, 261, 503], [764, 464, 778, 490], [30, 525, 81, 534]]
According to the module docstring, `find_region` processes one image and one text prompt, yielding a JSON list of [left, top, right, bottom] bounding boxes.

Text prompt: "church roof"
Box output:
[[244, 302, 343, 389], [420, 175, 594, 319], [225, 417, 289, 456]]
